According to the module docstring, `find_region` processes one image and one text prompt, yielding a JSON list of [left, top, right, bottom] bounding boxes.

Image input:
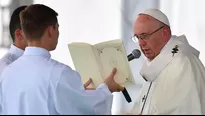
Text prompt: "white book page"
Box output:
[[94, 39, 135, 87], [68, 43, 103, 88]]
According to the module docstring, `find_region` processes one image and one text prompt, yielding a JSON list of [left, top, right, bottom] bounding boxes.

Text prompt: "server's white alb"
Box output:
[[0, 47, 113, 115], [0, 44, 24, 115], [0, 44, 24, 76]]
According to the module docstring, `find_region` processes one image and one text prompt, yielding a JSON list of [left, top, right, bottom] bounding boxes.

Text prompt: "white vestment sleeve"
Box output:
[[53, 65, 113, 115]]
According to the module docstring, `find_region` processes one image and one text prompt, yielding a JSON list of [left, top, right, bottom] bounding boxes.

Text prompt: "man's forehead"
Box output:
[[134, 15, 160, 35]]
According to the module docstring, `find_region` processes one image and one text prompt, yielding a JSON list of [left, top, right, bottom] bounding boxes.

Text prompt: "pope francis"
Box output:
[[129, 8, 205, 115]]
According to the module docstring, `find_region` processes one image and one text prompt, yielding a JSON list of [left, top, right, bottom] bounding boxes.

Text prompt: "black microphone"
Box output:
[[127, 49, 141, 61], [122, 49, 141, 103]]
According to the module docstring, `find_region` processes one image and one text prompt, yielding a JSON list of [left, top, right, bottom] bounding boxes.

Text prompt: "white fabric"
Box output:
[[139, 8, 170, 26], [130, 35, 205, 114], [0, 44, 24, 115], [0, 44, 24, 77], [0, 47, 113, 115], [140, 35, 200, 82]]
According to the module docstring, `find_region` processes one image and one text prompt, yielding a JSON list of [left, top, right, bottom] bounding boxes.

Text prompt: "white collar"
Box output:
[[139, 35, 187, 82], [23, 47, 51, 58], [9, 44, 24, 58]]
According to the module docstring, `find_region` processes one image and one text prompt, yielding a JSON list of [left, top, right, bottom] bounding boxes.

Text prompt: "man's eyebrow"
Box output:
[[139, 33, 148, 36], [134, 32, 149, 37]]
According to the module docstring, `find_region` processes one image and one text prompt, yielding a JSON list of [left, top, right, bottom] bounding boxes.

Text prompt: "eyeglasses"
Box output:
[[131, 26, 164, 43]]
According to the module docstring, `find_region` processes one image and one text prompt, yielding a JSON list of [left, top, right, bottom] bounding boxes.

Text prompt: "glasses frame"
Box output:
[[132, 26, 164, 43]]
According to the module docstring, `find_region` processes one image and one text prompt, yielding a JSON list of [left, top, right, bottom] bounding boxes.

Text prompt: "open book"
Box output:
[[68, 39, 135, 88]]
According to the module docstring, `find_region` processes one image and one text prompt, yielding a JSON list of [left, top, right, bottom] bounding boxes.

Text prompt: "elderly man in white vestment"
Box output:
[[0, 5, 27, 77], [0, 4, 124, 115], [128, 9, 205, 115]]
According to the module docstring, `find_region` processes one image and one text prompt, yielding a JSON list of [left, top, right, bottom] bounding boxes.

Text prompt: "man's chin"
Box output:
[[49, 47, 56, 51], [145, 54, 154, 61]]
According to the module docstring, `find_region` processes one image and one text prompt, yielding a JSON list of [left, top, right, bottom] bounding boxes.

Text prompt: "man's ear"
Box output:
[[15, 29, 26, 41], [47, 26, 54, 38], [162, 26, 170, 42]]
